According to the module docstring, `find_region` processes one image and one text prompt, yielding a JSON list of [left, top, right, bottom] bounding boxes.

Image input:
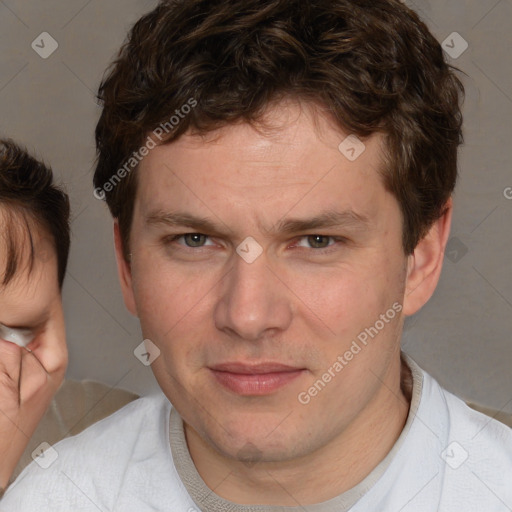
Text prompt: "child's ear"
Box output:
[[113, 220, 138, 317], [403, 198, 453, 316]]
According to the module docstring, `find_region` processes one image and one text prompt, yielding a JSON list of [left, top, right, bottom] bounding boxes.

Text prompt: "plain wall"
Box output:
[[0, 0, 511, 411]]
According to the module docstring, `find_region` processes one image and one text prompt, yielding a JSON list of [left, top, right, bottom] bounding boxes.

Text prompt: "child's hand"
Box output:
[[0, 304, 67, 491]]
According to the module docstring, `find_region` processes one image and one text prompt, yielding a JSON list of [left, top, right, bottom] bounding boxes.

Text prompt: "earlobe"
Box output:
[[113, 221, 138, 317], [403, 199, 453, 316]]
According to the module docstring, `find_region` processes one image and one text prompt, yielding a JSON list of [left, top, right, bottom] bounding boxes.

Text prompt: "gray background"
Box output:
[[0, 0, 511, 411]]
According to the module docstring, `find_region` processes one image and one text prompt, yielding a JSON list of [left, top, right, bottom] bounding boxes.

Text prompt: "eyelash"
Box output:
[[162, 233, 347, 254]]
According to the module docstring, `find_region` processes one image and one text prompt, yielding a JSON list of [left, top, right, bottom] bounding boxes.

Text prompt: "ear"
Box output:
[[113, 220, 138, 317], [403, 198, 453, 316]]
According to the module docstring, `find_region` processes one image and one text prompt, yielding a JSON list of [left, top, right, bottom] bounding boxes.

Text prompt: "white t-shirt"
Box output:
[[1, 356, 512, 511]]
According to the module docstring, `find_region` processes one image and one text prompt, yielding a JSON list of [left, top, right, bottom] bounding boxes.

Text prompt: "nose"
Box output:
[[214, 252, 293, 342]]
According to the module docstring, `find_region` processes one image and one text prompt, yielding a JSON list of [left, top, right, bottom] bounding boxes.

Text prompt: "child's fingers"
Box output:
[[27, 305, 67, 377], [0, 338, 22, 392], [18, 347, 51, 404]]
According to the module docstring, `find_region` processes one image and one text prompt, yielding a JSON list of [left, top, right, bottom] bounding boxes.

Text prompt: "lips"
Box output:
[[209, 362, 306, 395], [211, 362, 302, 374]]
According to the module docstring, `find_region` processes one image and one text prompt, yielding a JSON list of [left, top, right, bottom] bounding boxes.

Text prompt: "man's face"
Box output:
[[0, 216, 62, 348], [124, 101, 410, 462]]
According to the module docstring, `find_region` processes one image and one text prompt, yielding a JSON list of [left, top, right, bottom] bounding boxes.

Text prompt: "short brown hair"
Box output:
[[0, 139, 71, 288], [94, 0, 463, 258]]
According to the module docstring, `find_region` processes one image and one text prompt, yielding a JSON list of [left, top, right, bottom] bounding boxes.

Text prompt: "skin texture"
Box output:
[[115, 100, 452, 505], [0, 215, 67, 490]]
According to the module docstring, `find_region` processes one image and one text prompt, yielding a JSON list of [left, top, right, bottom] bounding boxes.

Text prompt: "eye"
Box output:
[[296, 235, 336, 250], [166, 233, 214, 248]]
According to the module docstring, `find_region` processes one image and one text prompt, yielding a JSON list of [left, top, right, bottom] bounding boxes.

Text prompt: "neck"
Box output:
[[185, 356, 412, 506]]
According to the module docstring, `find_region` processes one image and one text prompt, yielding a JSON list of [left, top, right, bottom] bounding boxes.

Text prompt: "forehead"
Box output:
[[0, 207, 58, 311], [135, 101, 389, 227], [0, 206, 36, 285]]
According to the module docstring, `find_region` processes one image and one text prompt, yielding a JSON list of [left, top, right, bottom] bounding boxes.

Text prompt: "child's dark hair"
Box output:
[[0, 139, 70, 288]]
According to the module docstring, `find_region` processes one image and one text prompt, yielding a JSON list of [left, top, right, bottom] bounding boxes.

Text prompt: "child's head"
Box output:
[[0, 139, 70, 289], [0, 139, 70, 343]]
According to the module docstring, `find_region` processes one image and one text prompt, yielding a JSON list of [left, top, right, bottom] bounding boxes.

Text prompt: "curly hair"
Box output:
[[94, 0, 464, 259], [0, 139, 70, 288]]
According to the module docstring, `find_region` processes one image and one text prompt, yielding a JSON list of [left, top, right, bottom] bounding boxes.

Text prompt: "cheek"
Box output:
[[134, 273, 188, 333], [131, 259, 217, 350], [288, 264, 390, 340]]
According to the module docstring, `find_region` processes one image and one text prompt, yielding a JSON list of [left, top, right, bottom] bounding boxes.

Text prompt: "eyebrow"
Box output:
[[146, 211, 229, 236], [145, 209, 369, 236], [273, 209, 370, 235]]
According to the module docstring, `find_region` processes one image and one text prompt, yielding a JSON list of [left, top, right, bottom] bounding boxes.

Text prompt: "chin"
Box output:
[[206, 418, 304, 461]]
